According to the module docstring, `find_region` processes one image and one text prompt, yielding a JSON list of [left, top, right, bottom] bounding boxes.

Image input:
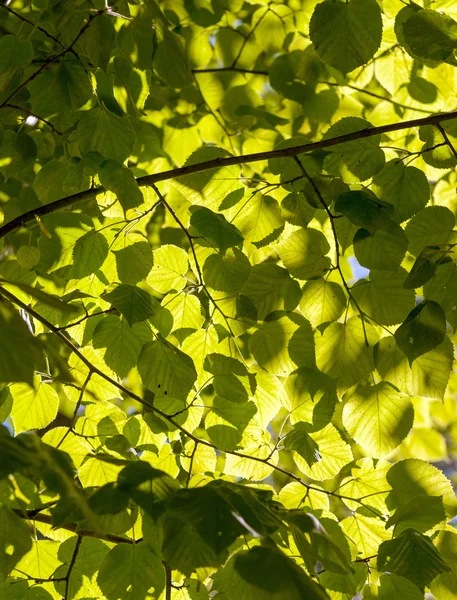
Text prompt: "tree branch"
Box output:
[[1, 108, 457, 240], [14, 509, 137, 544]]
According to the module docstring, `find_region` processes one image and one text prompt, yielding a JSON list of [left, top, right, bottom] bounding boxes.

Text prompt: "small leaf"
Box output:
[[138, 336, 197, 401], [402, 9, 457, 62], [102, 283, 160, 325], [276, 228, 331, 280], [190, 206, 243, 253], [335, 190, 394, 233], [284, 423, 322, 467], [0, 35, 33, 73], [386, 496, 446, 536], [148, 245, 190, 294], [342, 382, 414, 458], [0, 507, 32, 577], [77, 105, 135, 163], [10, 377, 59, 433]]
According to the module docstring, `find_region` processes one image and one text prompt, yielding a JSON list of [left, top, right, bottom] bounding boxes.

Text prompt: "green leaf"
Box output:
[[77, 14, 116, 70], [102, 283, 160, 325], [353, 221, 408, 271], [93, 315, 152, 378], [403, 246, 445, 289], [424, 260, 457, 330], [405, 206, 457, 257], [402, 9, 457, 61], [190, 206, 243, 253], [203, 249, 251, 293], [145, 0, 193, 89], [394, 300, 446, 364], [309, 0, 382, 74], [284, 367, 337, 431], [29, 59, 93, 131], [315, 316, 378, 392], [241, 263, 296, 320], [0, 301, 42, 386], [377, 529, 451, 592], [276, 228, 331, 280], [371, 160, 430, 223], [386, 496, 446, 535], [0, 131, 37, 181], [342, 382, 414, 458], [111, 234, 154, 285], [16, 245, 40, 269], [97, 542, 165, 600], [9, 377, 59, 434], [77, 105, 136, 163], [284, 423, 322, 468], [173, 147, 241, 206], [138, 336, 197, 401], [339, 457, 391, 514], [294, 423, 353, 481], [99, 160, 143, 211], [148, 244, 190, 293], [351, 269, 415, 326], [375, 334, 453, 400], [234, 193, 283, 246], [234, 545, 330, 599], [0, 507, 32, 577], [335, 190, 394, 233], [378, 574, 424, 600], [387, 458, 457, 517], [299, 280, 346, 327], [249, 315, 313, 377], [0, 35, 33, 73]]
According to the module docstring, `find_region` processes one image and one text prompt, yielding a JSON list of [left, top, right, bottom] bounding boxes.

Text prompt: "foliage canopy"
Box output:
[[1, 0, 457, 599]]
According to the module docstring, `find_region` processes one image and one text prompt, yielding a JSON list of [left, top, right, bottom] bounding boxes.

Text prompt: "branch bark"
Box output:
[[1, 108, 457, 240]]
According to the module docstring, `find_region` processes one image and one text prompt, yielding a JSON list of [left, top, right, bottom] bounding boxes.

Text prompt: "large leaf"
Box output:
[[342, 382, 414, 458], [377, 529, 451, 592], [138, 336, 197, 401], [97, 542, 165, 600], [309, 0, 382, 74], [394, 300, 446, 364], [276, 228, 331, 280], [315, 316, 378, 392], [10, 377, 59, 434]]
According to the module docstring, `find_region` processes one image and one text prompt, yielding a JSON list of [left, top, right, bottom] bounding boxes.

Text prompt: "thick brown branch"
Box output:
[[1, 108, 457, 240]]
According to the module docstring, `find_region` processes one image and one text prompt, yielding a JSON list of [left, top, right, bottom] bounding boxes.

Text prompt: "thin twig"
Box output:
[[1, 104, 62, 134], [163, 561, 172, 600], [64, 535, 82, 599], [56, 371, 92, 449], [55, 308, 116, 331], [13, 510, 136, 544], [186, 441, 198, 487], [437, 123, 457, 161]]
